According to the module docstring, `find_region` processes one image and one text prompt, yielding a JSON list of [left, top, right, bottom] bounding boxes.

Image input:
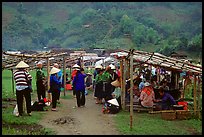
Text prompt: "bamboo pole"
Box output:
[[47, 58, 50, 100], [130, 50, 134, 130], [63, 56, 66, 96], [193, 74, 197, 116], [197, 76, 201, 119], [122, 59, 126, 110], [11, 69, 15, 95], [120, 59, 124, 110], [175, 72, 178, 89]]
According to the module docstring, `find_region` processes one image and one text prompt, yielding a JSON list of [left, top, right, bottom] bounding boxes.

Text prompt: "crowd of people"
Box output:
[[13, 60, 182, 117]]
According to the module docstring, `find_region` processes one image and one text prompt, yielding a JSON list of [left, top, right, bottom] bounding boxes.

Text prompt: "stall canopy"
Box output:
[[110, 49, 202, 75]]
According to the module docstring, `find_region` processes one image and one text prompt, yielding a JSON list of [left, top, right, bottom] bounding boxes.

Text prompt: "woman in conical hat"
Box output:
[[15, 61, 29, 68], [14, 60, 32, 117], [49, 67, 61, 111]]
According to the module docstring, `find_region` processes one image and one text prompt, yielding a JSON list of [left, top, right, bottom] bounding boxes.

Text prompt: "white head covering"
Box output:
[[107, 98, 119, 106], [73, 64, 80, 68], [15, 61, 29, 68], [144, 82, 151, 87], [109, 64, 116, 70], [95, 65, 103, 69], [50, 67, 60, 75]]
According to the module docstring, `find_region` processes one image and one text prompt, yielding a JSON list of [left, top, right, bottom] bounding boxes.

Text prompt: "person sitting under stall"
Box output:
[[157, 87, 176, 110], [139, 81, 158, 108]]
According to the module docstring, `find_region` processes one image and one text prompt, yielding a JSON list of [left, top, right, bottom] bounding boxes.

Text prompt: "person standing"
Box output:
[[94, 69, 104, 104], [49, 67, 61, 111], [53, 63, 62, 103], [36, 61, 46, 103], [71, 64, 80, 98], [72, 68, 87, 107], [13, 61, 32, 116], [109, 64, 119, 95], [101, 66, 112, 102]]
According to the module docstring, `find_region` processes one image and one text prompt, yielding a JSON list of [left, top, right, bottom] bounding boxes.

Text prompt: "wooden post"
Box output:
[[81, 55, 84, 68], [47, 58, 50, 100], [193, 74, 197, 116], [122, 59, 126, 110], [129, 50, 134, 130], [63, 56, 66, 96], [11, 69, 15, 95], [120, 59, 124, 110], [197, 75, 201, 119]]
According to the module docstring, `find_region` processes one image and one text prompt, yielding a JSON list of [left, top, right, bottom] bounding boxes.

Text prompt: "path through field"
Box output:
[[39, 91, 121, 135]]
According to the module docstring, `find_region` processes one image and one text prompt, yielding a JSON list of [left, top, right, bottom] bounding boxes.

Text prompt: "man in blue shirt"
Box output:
[[158, 87, 176, 110]]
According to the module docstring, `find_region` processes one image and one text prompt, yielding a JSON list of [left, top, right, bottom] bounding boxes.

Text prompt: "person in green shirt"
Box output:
[[36, 61, 46, 103], [101, 66, 112, 101], [94, 69, 104, 104]]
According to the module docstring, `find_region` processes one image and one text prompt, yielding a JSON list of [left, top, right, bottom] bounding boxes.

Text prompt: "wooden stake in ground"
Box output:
[[122, 59, 126, 110], [120, 60, 124, 110], [47, 57, 51, 101], [193, 74, 197, 116], [129, 49, 134, 130], [11, 69, 15, 95], [63, 56, 66, 96]]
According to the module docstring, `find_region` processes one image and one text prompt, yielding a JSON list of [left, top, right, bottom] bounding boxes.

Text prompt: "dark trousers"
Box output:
[[73, 86, 76, 96], [16, 88, 32, 115], [36, 81, 45, 101], [52, 91, 58, 108], [76, 90, 85, 107], [57, 91, 61, 100]]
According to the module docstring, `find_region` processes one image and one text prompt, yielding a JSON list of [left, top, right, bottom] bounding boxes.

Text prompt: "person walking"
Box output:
[[49, 67, 61, 111], [13, 61, 32, 116], [72, 68, 87, 107], [36, 61, 46, 103]]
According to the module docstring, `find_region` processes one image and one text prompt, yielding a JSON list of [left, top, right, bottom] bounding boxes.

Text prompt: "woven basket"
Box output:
[[161, 111, 176, 120], [176, 110, 191, 120]]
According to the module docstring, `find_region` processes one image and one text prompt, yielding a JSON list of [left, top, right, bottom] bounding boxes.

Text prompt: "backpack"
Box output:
[[31, 100, 46, 111]]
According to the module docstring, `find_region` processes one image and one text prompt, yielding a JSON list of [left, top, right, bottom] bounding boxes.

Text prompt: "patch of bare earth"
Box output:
[[39, 92, 121, 135]]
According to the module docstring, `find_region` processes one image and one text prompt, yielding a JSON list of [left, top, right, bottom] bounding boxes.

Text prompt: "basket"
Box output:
[[161, 111, 176, 120], [176, 110, 191, 120]]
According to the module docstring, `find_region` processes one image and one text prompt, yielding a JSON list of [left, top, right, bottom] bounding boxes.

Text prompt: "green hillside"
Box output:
[[2, 2, 202, 59]]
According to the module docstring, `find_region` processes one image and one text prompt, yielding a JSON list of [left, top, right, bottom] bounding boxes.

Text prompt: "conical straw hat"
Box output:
[[73, 64, 80, 68], [107, 98, 119, 106], [15, 61, 29, 68], [111, 79, 120, 87], [50, 67, 60, 75], [95, 65, 103, 69]]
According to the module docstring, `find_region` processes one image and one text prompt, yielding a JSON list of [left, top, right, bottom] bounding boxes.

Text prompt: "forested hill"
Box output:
[[2, 2, 202, 58]]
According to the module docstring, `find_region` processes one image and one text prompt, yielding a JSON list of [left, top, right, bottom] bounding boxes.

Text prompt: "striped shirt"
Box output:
[[14, 69, 32, 91]]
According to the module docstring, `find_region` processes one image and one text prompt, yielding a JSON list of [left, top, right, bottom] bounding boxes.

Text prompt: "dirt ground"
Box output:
[[39, 91, 121, 135]]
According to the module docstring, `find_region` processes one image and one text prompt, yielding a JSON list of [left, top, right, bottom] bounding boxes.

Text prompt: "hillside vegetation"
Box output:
[[2, 2, 202, 59]]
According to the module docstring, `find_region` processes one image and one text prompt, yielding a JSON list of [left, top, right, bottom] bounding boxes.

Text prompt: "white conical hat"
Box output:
[[111, 79, 120, 87], [109, 64, 116, 70], [50, 67, 60, 75], [95, 65, 102, 69], [108, 98, 119, 106], [73, 64, 80, 68], [15, 61, 29, 68], [144, 82, 151, 87]]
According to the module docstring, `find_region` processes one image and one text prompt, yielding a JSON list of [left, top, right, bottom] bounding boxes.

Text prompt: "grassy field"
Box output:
[[2, 69, 55, 135], [114, 111, 202, 135]]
